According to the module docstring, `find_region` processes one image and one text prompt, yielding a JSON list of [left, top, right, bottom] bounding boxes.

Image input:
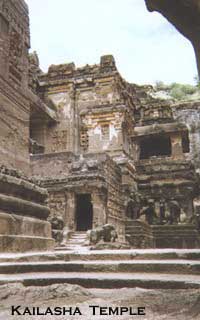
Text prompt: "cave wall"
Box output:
[[145, 0, 200, 77]]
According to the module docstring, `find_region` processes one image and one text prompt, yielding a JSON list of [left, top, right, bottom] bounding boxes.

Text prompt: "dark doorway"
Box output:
[[76, 194, 93, 231], [140, 134, 171, 160]]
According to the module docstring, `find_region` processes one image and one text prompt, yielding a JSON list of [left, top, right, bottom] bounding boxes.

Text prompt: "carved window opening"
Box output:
[[140, 134, 171, 159], [101, 124, 110, 141], [80, 129, 89, 151]]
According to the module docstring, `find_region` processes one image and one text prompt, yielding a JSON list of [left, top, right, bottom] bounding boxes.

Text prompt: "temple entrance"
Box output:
[[76, 194, 93, 231]]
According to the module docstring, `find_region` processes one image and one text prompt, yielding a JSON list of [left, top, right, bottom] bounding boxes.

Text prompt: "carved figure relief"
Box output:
[[51, 130, 68, 152]]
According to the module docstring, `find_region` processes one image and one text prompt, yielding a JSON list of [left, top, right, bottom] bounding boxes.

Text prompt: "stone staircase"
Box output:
[[0, 249, 200, 289], [56, 232, 88, 251]]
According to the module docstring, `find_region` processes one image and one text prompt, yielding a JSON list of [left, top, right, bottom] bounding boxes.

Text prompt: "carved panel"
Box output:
[[51, 130, 68, 152], [0, 0, 30, 85], [9, 28, 23, 83]]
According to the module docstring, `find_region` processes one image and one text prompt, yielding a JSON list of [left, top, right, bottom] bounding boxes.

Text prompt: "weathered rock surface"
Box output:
[[145, 0, 200, 77], [0, 0, 55, 253], [0, 284, 199, 319], [0, 282, 92, 304], [90, 242, 131, 250], [172, 100, 200, 170]]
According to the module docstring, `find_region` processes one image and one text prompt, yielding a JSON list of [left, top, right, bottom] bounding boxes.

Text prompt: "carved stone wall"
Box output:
[[29, 47, 199, 247], [37, 56, 135, 159], [31, 151, 129, 241], [173, 101, 200, 170], [102, 157, 126, 240], [0, 0, 30, 87], [0, 0, 30, 174], [80, 109, 124, 154], [0, 91, 29, 172], [0, 0, 55, 252], [45, 90, 75, 153], [31, 152, 74, 179]]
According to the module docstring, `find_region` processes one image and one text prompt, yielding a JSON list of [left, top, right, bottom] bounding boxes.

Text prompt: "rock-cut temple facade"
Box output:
[[1, 0, 200, 252]]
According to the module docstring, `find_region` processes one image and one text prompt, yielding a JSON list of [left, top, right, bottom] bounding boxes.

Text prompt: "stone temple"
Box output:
[[2, 3, 200, 316], [1, 0, 200, 254]]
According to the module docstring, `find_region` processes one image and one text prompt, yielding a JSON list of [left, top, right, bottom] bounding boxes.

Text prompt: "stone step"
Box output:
[[0, 272, 200, 289], [1, 249, 200, 263], [70, 234, 87, 238], [70, 232, 87, 236], [55, 249, 200, 260], [0, 260, 200, 275], [68, 240, 86, 243], [72, 232, 87, 234], [67, 233, 87, 244], [68, 238, 87, 241], [69, 238, 86, 241], [55, 246, 89, 252], [55, 247, 86, 251], [68, 237, 87, 240], [66, 241, 86, 244], [56, 246, 80, 249], [62, 231, 88, 250]]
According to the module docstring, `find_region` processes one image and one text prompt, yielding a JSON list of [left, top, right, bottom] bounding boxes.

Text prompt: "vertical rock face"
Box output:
[[145, 0, 200, 77], [0, 0, 55, 252], [0, 0, 30, 173], [173, 101, 200, 170]]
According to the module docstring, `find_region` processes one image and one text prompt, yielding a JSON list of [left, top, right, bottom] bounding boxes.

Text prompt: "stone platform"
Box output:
[[0, 172, 55, 252], [152, 224, 200, 249], [125, 220, 200, 249], [125, 220, 154, 248]]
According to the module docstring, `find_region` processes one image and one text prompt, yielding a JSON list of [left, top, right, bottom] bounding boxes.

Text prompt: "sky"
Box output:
[[26, 0, 197, 85]]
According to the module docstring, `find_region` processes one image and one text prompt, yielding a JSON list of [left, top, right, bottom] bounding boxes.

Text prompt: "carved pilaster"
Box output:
[[91, 191, 107, 228]]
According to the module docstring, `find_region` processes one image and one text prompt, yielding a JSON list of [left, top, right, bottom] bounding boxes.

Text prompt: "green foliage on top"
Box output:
[[155, 79, 200, 101]]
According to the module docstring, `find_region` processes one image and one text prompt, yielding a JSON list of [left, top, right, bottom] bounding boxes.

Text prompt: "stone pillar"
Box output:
[[70, 88, 80, 154], [91, 192, 107, 228], [64, 192, 76, 231], [61, 191, 76, 245], [170, 133, 184, 159]]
